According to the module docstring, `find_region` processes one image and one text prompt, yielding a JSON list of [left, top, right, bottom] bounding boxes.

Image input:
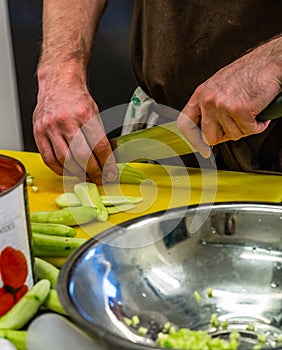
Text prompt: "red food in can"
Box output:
[[0, 156, 24, 193], [0, 246, 28, 289], [0, 287, 15, 316], [0, 154, 33, 317], [15, 284, 28, 302]]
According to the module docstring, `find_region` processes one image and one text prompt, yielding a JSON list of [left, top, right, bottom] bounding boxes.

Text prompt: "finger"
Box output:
[[66, 128, 103, 183], [95, 136, 118, 183], [222, 119, 247, 141], [199, 106, 224, 145], [35, 136, 65, 176], [52, 137, 88, 180], [35, 126, 81, 178], [236, 117, 271, 136], [201, 109, 244, 145], [81, 116, 118, 182], [177, 104, 211, 158]]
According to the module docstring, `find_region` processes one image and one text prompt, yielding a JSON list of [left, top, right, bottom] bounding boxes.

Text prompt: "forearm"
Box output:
[[177, 34, 282, 156], [267, 35, 282, 87], [38, 0, 108, 87], [249, 34, 282, 89]]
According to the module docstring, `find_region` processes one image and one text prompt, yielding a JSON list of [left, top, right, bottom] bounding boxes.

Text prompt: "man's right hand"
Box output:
[[33, 74, 118, 184], [33, 0, 113, 184]]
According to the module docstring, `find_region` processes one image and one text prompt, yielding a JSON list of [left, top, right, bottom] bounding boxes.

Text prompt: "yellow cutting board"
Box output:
[[1, 150, 281, 265]]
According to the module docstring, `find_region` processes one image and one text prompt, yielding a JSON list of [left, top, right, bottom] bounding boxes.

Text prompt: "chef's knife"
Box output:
[[109, 93, 282, 162]]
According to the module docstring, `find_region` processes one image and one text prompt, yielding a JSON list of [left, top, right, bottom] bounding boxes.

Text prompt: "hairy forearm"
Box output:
[[38, 0, 108, 86], [268, 35, 282, 87], [253, 34, 282, 88]]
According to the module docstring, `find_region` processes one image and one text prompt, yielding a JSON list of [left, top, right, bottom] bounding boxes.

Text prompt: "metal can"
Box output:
[[0, 154, 33, 316]]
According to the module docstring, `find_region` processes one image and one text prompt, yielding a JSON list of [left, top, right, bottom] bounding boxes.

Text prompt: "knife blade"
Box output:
[[109, 93, 282, 163]]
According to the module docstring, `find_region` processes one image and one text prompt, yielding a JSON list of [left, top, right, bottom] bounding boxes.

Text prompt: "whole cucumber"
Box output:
[[44, 289, 68, 316], [30, 206, 97, 226], [0, 279, 50, 330], [0, 330, 27, 350], [34, 257, 60, 288], [31, 222, 76, 237], [32, 233, 87, 257]]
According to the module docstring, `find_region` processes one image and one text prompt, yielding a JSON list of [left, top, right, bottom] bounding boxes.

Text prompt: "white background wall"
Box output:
[[0, 0, 23, 150]]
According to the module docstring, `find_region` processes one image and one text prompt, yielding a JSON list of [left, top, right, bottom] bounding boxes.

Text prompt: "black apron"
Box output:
[[130, 0, 282, 173]]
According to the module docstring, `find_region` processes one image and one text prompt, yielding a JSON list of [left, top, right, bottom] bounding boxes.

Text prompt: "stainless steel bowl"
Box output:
[[58, 202, 282, 350]]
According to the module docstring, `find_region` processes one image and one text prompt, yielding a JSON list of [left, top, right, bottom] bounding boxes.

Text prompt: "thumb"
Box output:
[[177, 104, 211, 158]]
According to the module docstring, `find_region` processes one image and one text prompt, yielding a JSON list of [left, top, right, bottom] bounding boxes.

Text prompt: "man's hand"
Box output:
[[32, 0, 115, 183], [177, 36, 282, 158], [33, 80, 117, 184]]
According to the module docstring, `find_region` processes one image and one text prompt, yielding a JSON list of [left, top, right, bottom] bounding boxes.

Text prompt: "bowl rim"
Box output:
[[57, 201, 282, 350]]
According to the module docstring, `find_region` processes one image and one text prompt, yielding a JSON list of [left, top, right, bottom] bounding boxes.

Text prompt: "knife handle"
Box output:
[[256, 93, 282, 121]]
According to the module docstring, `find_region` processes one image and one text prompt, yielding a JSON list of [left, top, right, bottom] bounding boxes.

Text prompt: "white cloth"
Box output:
[[121, 86, 176, 135]]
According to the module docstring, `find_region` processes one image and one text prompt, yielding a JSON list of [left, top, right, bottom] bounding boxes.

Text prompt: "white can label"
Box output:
[[0, 183, 33, 290]]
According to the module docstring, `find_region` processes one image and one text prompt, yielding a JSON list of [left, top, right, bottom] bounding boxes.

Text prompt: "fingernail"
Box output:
[[201, 147, 212, 159], [105, 171, 117, 182]]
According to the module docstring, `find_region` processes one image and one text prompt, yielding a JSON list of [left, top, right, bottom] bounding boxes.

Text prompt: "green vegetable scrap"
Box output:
[[131, 315, 140, 327], [74, 182, 108, 222], [100, 195, 143, 206], [55, 192, 81, 208], [210, 313, 220, 329], [106, 203, 135, 214], [55, 192, 143, 208], [207, 287, 213, 298], [138, 327, 148, 336], [246, 323, 255, 332], [252, 345, 261, 350], [26, 174, 34, 186], [32, 185, 38, 193], [162, 322, 172, 333], [221, 320, 228, 330], [116, 163, 152, 184], [257, 333, 267, 344], [123, 317, 132, 327], [156, 328, 239, 350], [73, 182, 144, 220], [275, 334, 282, 344], [193, 290, 202, 302]]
